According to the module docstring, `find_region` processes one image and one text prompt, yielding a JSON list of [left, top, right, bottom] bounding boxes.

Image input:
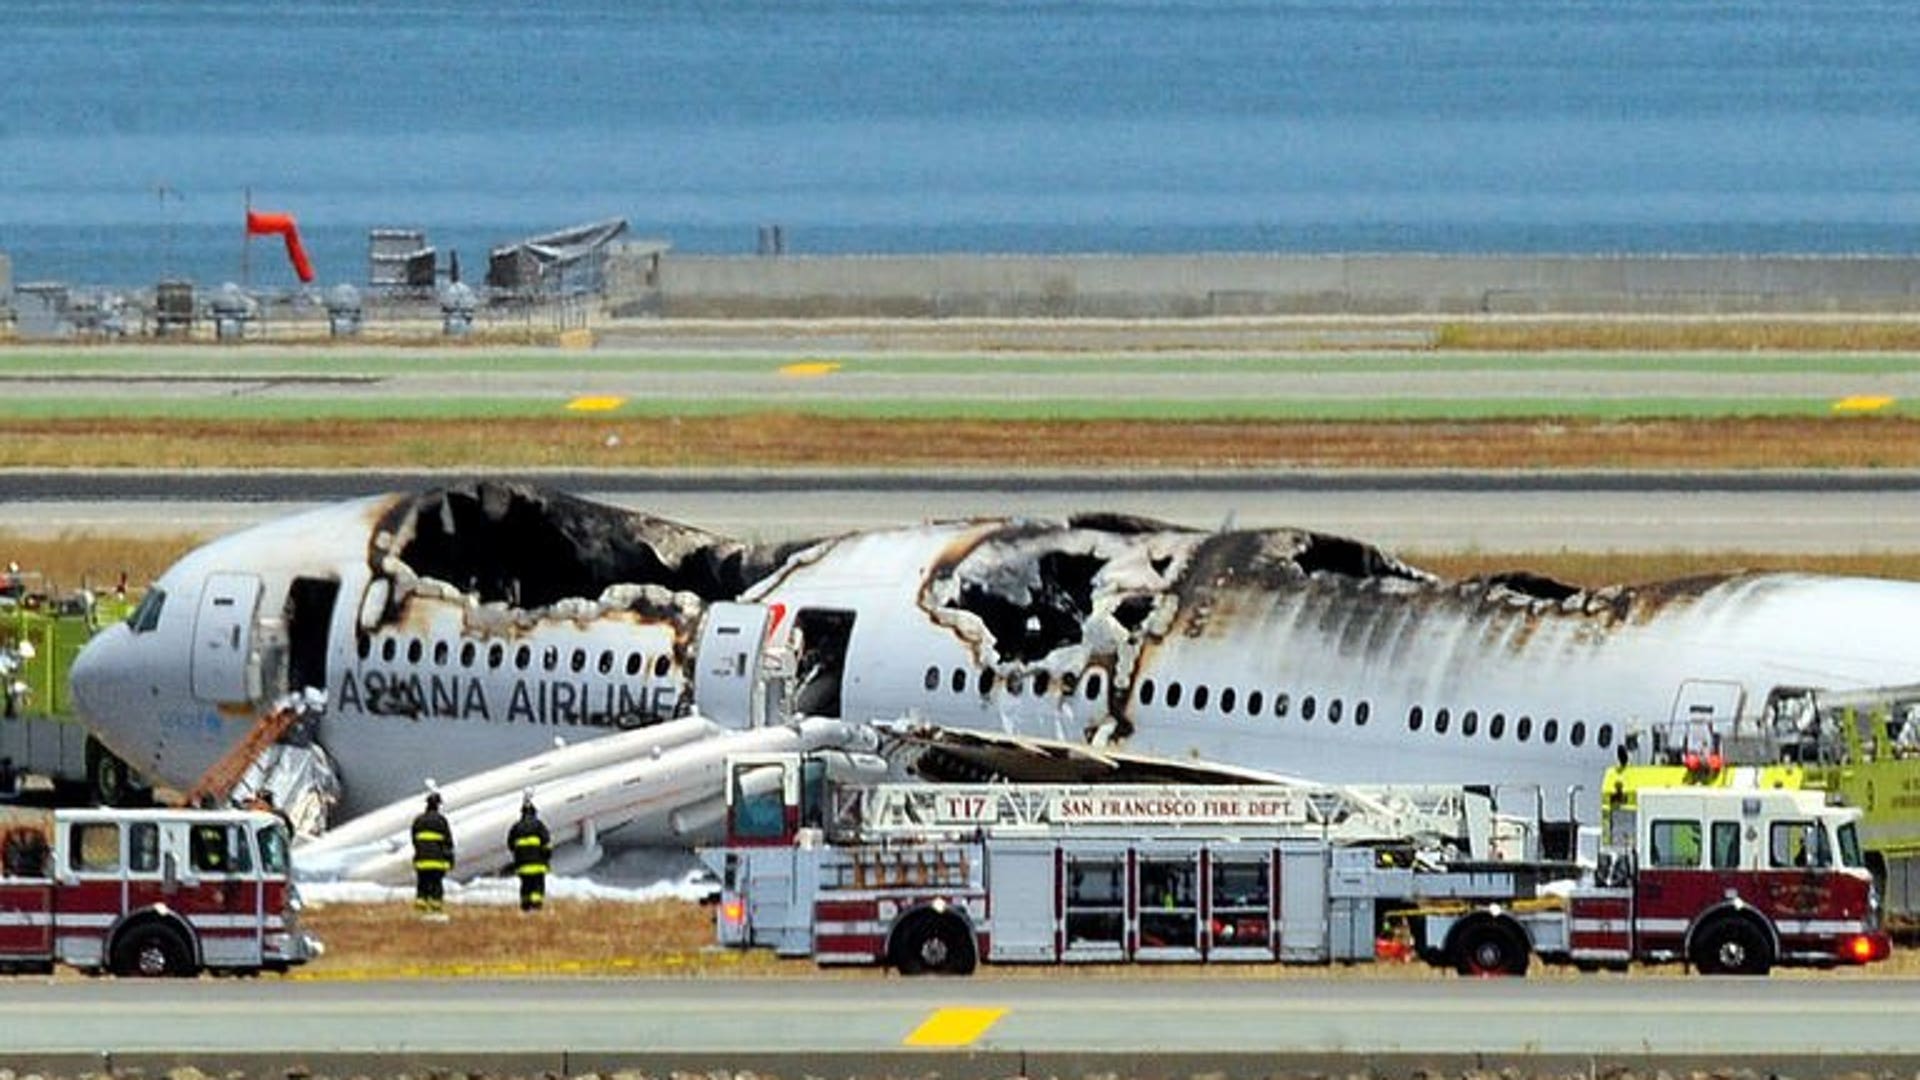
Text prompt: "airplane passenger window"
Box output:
[[1085, 673, 1104, 700], [514, 645, 532, 670], [1220, 687, 1237, 714], [1355, 701, 1370, 726], [1193, 685, 1209, 711], [1327, 698, 1342, 724], [1570, 721, 1587, 747], [1434, 708, 1451, 734], [653, 656, 671, 679], [1543, 719, 1560, 744], [570, 648, 586, 673], [460, 642, 476, 667], [1007, 672, 1025, 695], [924, 666, 940, 691], [1462, 710, 1478, 736], [1034, 672, 1052, 695], [1408, 706, 1424, 731], [1274, 693, 1290, 718], [628, 653, 644, 676], [1301, 696, 1316, 721], [1060, 672, 1078, 695], [1516, 716, 1533, 742], [1598, 723, 1615, 749], [432, 641, 449, 666], [356, 635, 371, 660], [406, 639, 423, 664], [977, 670, 994, 696], [598, 650, 614, 675], [542, 646, 559, 671], [1489, 713, 1506, 740], [489, 643, 505, 669], [381, 638, 397, 662], [126, 588, 167, 633], [950, 668, 967, 693], [1247, 690, 1264, 716], [1165, 682, 1183, 708], [1139, 679, 1156, 706]]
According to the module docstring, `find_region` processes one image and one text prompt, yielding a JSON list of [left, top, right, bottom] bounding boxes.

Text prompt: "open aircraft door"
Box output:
[[694, 603, 774, 729], [192, 572, 263, 705]]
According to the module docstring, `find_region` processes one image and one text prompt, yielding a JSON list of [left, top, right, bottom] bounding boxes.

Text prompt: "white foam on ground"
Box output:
[[299, 848, 716, 906]]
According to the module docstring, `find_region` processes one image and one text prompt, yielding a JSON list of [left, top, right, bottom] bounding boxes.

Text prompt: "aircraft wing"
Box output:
[[876, 721, 1317, 787]]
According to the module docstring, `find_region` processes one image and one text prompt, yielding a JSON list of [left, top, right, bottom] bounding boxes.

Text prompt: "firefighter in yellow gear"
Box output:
[[508, 796, 552, 912], [410, 792, 454, 914]]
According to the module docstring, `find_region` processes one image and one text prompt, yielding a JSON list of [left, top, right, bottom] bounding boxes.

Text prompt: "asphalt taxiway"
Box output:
[[5, 975, 1917, 1077]]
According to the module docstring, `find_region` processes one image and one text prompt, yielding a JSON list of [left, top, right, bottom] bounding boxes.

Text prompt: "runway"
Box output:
[[8, 467, 1920, 553], [5, 975, 1917, 1076]]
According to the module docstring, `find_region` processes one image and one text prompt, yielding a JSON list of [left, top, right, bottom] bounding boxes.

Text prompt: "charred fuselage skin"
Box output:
[[69, 484, 1920, 826]]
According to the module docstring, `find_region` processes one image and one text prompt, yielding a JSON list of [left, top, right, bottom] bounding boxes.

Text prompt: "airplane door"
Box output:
[[694, 603, 772, 730], [1667, 679, 1746, 753], [192, 573, 263, 704]]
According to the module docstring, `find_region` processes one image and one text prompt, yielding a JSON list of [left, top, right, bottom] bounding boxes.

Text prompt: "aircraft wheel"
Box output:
[[112, 924, 197, 978], [85, 737, 134, 807], [1451, 919, 1530, 977], [1692, 918, 1773, 976], [892, 912, 977, 976]]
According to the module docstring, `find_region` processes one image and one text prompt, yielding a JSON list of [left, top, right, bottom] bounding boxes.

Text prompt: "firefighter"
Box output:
[[410, 791, 454, 914], [507, 794, 552, 912]]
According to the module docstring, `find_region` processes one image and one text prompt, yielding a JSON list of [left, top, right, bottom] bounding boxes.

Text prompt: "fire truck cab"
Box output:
[[0, 806, 319, 976], [1416, 786, 1891, 975]]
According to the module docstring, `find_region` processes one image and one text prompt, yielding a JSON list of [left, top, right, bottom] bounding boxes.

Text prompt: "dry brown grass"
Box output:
[[290, 898, 1920, 980], [7, 415, 1920, 469], [1435, 320, 1920, 351]]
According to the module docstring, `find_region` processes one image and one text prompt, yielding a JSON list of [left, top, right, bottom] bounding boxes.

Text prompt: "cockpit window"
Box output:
[[126, 588, 167, 633]]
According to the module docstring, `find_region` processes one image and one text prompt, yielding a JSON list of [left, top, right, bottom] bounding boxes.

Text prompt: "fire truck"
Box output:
[[1605, 681, 1920, 926], [0, 805, 320, 976], [699, 752, 1890, 976]]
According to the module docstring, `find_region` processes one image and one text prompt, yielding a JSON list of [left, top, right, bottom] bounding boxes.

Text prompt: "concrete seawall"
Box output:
[[610, 252, 1920, 318]]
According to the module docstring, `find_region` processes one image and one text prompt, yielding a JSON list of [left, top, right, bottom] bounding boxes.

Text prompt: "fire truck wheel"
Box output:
[[891, 912, 978, 976], [1691, 918, 1773, 976], [111, 924, 197, 978], [1451, 919, 1530, 977]]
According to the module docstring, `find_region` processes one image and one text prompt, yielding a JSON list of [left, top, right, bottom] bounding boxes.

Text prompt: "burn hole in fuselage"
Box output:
[[948, 551, 1107, 664]]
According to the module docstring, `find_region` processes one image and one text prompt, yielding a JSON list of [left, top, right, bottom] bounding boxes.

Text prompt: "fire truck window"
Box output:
[[258, 824, 290, 875], [1770, 820, 1829, 868], [129, 822, 160, 873], [70, 822, 119, 873], [1838, 821, 1866, 868], [731, 765, 787, 840], [1211, 858, 1273, 948], [1710, 821, 1741, 869], [1064, 856, 1124, 946], [1649, 819, 1702, 868], [191, 824, 251, 874], [1138, 857, 1199, 950]]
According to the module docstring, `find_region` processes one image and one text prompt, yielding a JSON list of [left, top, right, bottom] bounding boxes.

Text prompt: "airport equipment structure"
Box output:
[[701, 751, 1891, 976]]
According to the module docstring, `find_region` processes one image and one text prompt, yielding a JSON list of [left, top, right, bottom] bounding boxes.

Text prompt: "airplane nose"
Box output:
[[68, 624, 129, 737]]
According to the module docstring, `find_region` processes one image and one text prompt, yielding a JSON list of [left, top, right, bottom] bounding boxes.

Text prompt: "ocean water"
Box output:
[[5, 0, 1920, 288]]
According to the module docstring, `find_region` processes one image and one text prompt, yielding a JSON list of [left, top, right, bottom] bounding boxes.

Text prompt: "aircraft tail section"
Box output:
[[294, 716, 880, 884]]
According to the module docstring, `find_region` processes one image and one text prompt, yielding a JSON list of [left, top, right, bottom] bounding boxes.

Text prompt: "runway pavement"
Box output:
[[5, 975, 1918, 1077]]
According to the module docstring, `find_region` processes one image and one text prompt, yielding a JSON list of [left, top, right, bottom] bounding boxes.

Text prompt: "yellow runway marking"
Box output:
[[565, 395, 627, 412], [1833, 395, 1894, 413], [904, 1006, 1007, 1047], [778, 361, 842, 377]]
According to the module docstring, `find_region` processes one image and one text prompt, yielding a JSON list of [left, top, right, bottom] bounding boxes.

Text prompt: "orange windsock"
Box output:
[[245, 209, 315, 283]]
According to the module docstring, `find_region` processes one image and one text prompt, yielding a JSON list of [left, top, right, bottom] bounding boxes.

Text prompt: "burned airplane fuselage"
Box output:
[[70, 483, 1920, 827]]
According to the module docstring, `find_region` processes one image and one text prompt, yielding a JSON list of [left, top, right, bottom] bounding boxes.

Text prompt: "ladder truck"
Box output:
[[699, 752, 1891, 976]]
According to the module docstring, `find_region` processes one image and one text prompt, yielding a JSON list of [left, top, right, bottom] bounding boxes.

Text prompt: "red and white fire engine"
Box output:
[[1428, 785, 1892, 976], [699, 752, 1890, 977], [0, 805, 319, 976]]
